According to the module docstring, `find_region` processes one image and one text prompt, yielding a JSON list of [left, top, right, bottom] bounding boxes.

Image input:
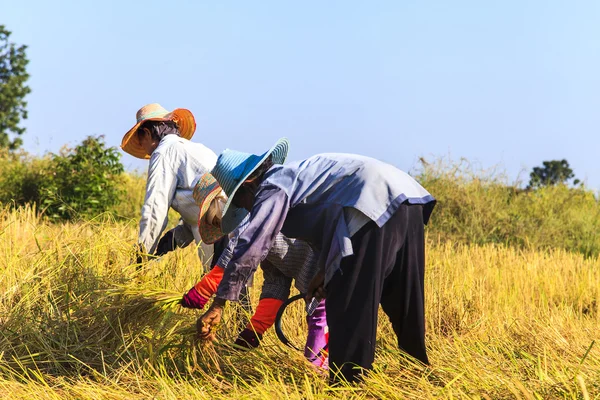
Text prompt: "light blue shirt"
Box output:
[[264, 153, 435, 283], [216, 153, 435, 301]]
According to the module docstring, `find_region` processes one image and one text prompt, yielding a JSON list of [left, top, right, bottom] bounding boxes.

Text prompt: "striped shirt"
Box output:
[[217, 218, 319, 301]]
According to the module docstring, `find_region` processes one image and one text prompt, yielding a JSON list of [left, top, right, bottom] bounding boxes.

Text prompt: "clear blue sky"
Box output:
[[4, 0, 600, 189]]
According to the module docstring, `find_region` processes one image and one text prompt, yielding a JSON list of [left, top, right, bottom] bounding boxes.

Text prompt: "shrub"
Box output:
[[0, 136, 125, 221], [0, 149, 51, 207], [107, 170, 147, 220], [42, 135, 125, 221]]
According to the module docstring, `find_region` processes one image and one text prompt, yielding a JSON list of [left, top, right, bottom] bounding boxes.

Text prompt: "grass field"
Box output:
[[1, 205, 598, 399]]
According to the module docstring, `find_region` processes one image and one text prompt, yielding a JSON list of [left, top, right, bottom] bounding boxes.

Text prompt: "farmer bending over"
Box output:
[[120, 103, 251, 313], [197, 138, 436, 383], [181, 173, 328, 366]]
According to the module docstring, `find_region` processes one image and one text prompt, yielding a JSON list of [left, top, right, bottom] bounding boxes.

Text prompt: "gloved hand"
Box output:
[[155, 230, 177, 256], [132, 243, 147, 266], [305, 299, 328, 367], [234, 328, 262, 349], [180, 266, 224, 309], [180, 287, 209, 309]]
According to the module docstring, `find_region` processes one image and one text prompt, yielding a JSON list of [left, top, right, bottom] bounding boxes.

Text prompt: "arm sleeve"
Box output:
[[138, 151, 178, 254], [215, 185, 290, 301], [246, 297, 285, 335], [214, 218, 249, 268], [193, 265, 225, 298]]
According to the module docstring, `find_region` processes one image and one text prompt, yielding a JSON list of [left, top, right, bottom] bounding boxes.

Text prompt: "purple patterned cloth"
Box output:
[[304, 299, 328, 367], [180, 287, 209, 309]]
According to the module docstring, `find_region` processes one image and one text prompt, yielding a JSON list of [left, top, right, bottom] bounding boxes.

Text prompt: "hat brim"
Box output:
[[121, 108, 196, 159], [220, 138, 289, 234], [197, 186, 226, 245]]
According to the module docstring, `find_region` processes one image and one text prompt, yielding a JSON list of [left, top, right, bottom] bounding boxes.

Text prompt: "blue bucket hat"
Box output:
[[211, 138, 289, 234]]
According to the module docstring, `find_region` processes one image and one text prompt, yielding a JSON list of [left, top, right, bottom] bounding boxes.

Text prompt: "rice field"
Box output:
[[0, 206, 599, 399]]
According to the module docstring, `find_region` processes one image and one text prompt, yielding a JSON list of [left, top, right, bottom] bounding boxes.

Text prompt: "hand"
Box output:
[[155, 230, 176, 256], [132, 243, 146, 266], [234, 328, 262, 349], [180, 287, 209, 309], [196, 299, 225, 341], [305, 269, 326, 302]]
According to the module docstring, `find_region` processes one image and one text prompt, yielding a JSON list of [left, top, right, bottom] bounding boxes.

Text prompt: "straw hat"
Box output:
[[211, 138, 289, 235], [192, 173, 226, 244], [121, 103, 196, 159]]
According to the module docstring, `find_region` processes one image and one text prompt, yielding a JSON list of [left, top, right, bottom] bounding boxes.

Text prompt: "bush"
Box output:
[[42, 136, 125, 221], [0, 149, 51, 207], [107, 170, 147, 220], [0, 135, 126, 221]]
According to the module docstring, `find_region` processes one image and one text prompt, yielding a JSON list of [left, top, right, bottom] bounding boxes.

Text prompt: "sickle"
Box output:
[[274, 293, 305, 351]]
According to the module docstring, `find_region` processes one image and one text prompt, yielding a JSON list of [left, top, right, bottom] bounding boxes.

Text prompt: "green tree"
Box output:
[[0, 25, 31, 150], [528, 159, 580, 189]]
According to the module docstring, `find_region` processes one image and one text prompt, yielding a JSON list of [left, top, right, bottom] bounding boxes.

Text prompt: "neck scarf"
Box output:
[[152, 122, 181, 140]]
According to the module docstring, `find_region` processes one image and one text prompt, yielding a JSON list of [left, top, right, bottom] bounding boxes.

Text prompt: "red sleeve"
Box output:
[[246, 298, 284, 335], [193, 265, 224, 299]]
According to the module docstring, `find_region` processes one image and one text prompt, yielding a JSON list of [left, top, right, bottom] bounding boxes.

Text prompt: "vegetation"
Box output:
[[528, 159, 580, 189], [0, 136, 126, 222], [0, 25, 31, 150], [0, 157, 599, 398], [42, 136, 125, 221], [2, 153, 600, 256], [418, 158, 600, 257], [0, 206, 598, 399], [0, 148, 51, 207]]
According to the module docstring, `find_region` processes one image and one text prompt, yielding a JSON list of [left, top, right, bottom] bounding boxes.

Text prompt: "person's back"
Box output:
[[261, 153, 435, 282], [150, 135, 217, 227], [265, 153, 434, 225]]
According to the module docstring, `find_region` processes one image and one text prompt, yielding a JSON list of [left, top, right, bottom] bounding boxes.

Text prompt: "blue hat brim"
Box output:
[[220, 138, 289, 234]]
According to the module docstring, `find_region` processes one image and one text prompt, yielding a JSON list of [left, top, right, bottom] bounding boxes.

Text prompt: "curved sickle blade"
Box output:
[[274, 293, 304, 352]]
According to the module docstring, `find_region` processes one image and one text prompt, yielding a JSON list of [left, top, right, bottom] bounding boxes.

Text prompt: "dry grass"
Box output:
[[1, 206, 599, 399]]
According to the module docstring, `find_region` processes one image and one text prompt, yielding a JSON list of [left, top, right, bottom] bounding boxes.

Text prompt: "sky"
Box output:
[[3, 0, 600, 189]]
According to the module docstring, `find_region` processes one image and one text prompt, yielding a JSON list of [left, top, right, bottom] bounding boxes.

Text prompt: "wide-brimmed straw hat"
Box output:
[[121, 103, 196, 159], [211, 137, 289, 235], [192, 173, 226, 244]]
